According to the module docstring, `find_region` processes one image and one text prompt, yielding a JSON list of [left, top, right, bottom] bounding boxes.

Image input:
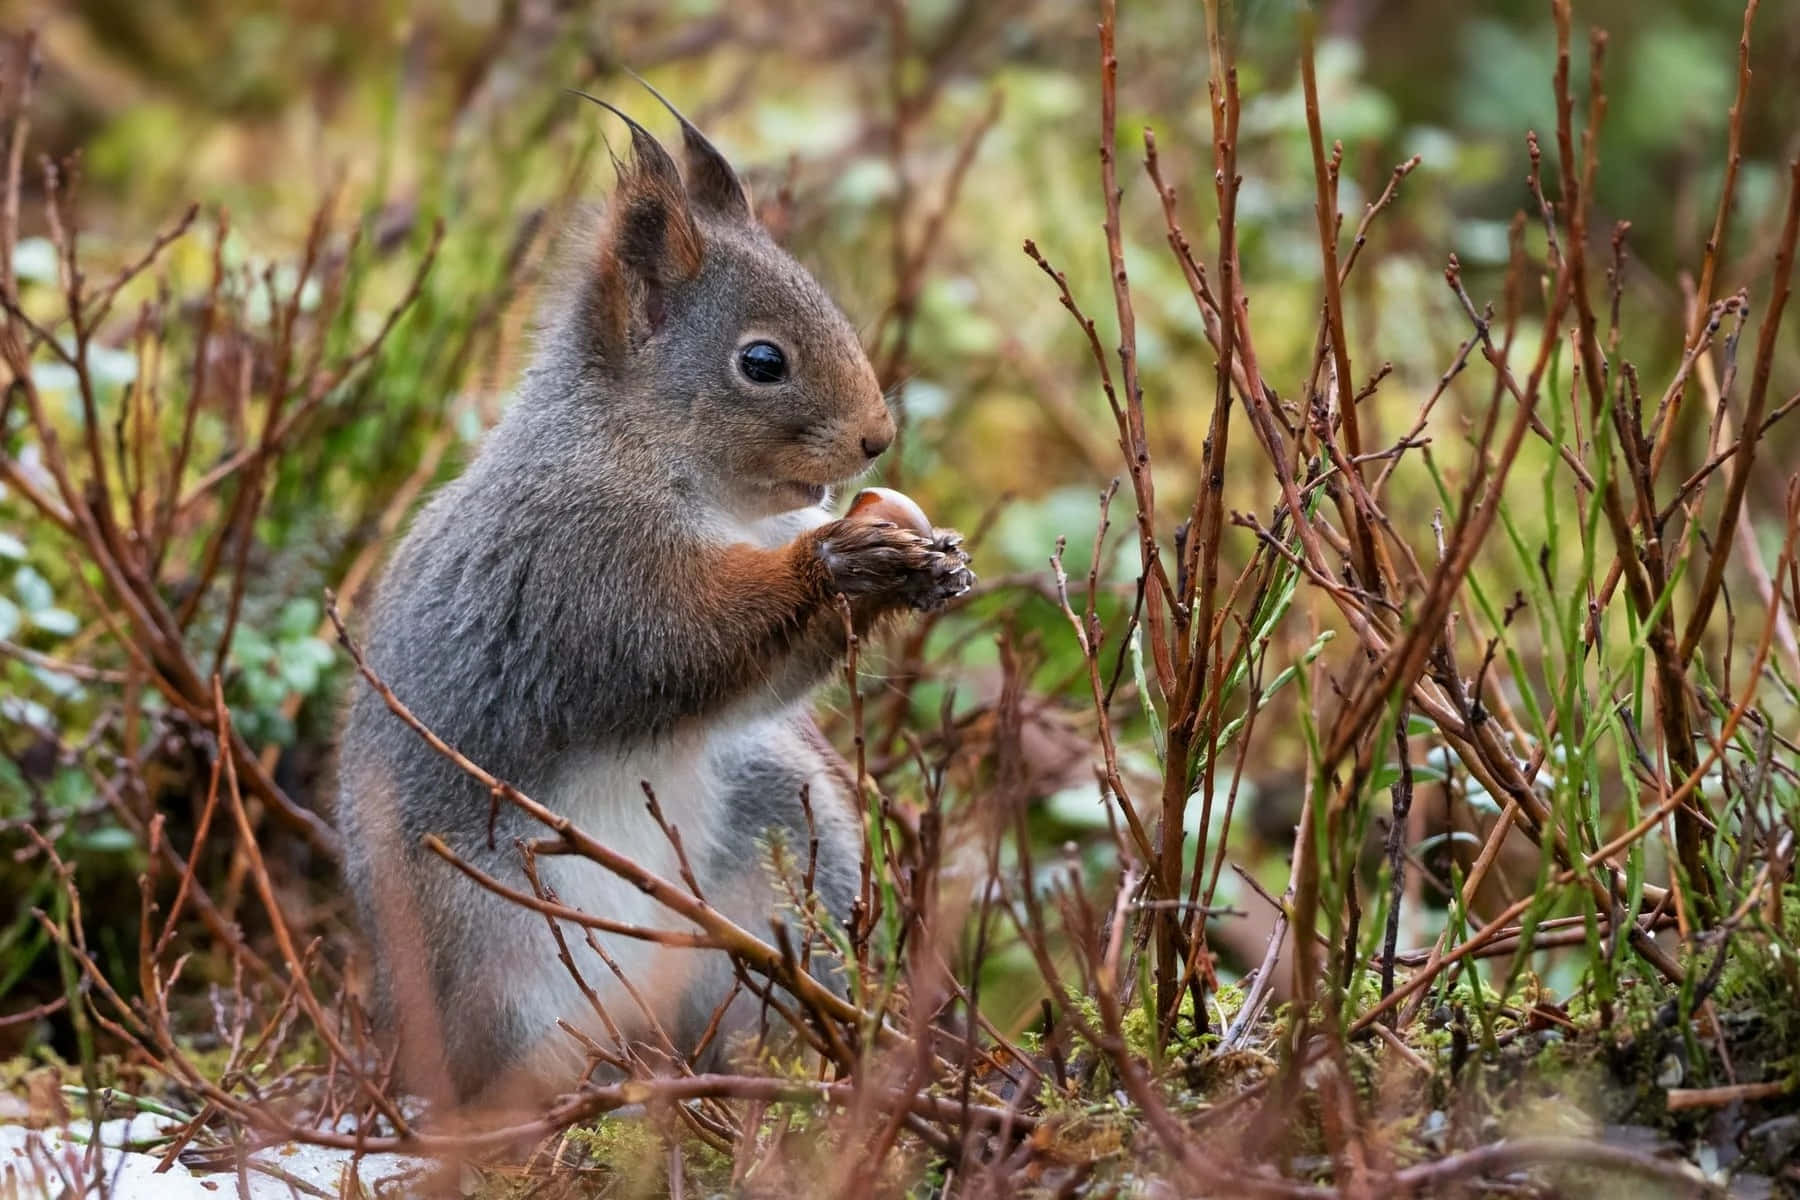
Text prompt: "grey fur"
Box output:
[[335, 109, 968, 1107]]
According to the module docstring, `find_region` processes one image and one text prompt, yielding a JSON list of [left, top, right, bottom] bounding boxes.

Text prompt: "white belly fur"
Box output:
[[516, 710, 831, 1068], [508, 501, 844, 1070]]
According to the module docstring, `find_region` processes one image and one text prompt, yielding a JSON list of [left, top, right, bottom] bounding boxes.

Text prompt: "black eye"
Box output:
[[738, 340, 788, 384]]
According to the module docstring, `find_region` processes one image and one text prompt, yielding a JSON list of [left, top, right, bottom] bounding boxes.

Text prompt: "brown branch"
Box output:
[[1392, 1137, 1720, 1195], [422, 834, 721, 949], [1665, 1078, 1792, 1112], [1680, 158, 1800, 662]]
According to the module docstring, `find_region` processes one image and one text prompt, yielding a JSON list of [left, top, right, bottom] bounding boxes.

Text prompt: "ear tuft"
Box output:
[[626, 71, 754, 223], [611, 150, 704, 280], [569, 90, 706, 356]]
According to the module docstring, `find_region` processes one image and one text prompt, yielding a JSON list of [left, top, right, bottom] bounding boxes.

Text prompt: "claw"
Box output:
[[817, 517, 974, 610]]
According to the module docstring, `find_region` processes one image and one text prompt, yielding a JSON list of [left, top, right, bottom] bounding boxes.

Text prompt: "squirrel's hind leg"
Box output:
[[370, 865, 589, 1112], [687, 718, 863, 1068]]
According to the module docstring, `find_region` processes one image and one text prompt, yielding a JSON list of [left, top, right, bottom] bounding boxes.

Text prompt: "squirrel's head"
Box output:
[[575, 90, 893, 518]]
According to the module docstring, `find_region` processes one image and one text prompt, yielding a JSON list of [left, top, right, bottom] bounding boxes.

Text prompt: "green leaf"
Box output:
[[276, 596, 321, 640], [30, 608, 79, 637], [11, 237, 58, 284], [275, 638, 333, 694], [229, 627, 273, 667], [1043, 784, 1112, 831], [0, 754, 26, 811], [30, 666, 84, 700], [242, 669, 287, 711], [1131, 629, 1165, 765], [69, 824, 137, 853], [1413, 831, 1483, 855], [1463, 783, 1504, 818], [84, 344, 139, 390], [1256, 629, 1335, 704], [29, 361, 77, 395], [0, 695, 52, 728], [1368, 759, 1448, 793], [47, 767, 91, 813], [11, 564, 54, 613]]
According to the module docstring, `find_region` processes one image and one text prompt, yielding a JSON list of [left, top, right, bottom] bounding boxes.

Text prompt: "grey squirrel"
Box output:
[[334, 89, 973, 1109]]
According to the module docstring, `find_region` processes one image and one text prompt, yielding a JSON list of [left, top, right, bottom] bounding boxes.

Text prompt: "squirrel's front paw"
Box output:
[[817, 520, 974, 612]]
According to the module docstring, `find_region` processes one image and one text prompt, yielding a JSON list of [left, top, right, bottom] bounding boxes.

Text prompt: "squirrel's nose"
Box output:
[[860, 432, 892, 460]]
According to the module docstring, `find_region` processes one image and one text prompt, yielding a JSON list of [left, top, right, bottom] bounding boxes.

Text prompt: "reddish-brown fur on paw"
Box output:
[[664, 524, 947, 684]]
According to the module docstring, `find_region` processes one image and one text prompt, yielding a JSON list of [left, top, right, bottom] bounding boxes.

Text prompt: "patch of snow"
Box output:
[[0, 1114, 433, 1198]]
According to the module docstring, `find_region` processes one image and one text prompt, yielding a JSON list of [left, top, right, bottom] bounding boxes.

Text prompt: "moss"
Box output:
[[1174, 1046, 1274, 1106], [1061, 981, 1239, 1068], [1712, 882, 1800, 1077], [563, 1116, 665, 1197], [1042, 1108, 1130, 1165], [1345, 1039, 1380, 1099], [548, 1119, 730, 1200], [1119, 996, 1155, 1061], [679, 1133, 736, 1193]]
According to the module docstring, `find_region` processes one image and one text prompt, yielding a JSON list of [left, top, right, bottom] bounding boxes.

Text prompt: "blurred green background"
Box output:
[[2, 0, 1797, 1047]]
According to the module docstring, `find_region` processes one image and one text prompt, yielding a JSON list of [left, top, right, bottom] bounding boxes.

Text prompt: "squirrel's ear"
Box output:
[[571, 92, 705, 354], [628, 72, 753, 223]]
